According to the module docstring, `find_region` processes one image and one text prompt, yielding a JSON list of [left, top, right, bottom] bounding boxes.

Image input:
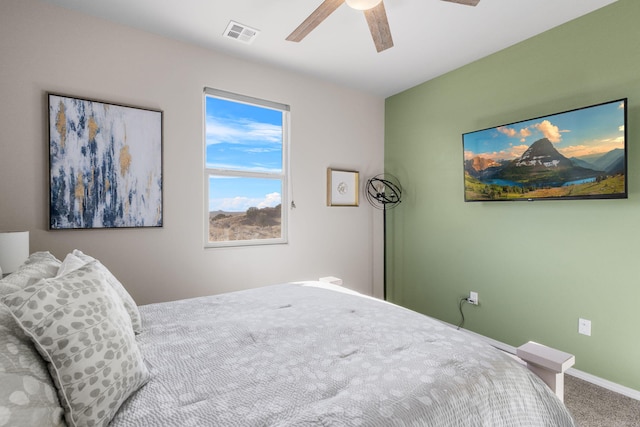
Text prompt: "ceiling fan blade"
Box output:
[[441, 0, 480, 6], [364, 1, 393, 53], [286, 0, 345, 42]]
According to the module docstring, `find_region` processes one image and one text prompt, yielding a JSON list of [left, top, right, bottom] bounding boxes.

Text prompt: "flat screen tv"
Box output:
[[463, 98, 627, 202]]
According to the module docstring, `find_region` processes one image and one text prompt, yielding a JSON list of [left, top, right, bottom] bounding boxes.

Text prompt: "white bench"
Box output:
[[517, 341, 575, 402]]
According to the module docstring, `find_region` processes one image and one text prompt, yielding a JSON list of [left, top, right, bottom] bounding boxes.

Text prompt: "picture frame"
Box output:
[[327, 168, 359, 207], [48, 93, 163, 229]]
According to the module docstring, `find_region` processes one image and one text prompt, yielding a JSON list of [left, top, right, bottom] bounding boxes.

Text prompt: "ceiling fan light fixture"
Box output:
[[345, 0, 382, 11]]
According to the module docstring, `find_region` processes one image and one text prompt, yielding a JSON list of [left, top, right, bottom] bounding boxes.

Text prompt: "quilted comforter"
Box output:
[[110, 282, 576, 426]]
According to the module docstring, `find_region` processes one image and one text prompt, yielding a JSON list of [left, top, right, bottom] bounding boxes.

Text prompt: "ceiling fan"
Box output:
[[286, 0, 480, 53]]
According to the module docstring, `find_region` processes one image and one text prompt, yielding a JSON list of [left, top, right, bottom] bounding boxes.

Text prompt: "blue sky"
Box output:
[[463, 100, 625, 161], [206, 96, 284, 212]]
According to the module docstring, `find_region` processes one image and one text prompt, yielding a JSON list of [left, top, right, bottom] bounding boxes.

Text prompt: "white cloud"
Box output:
[[519, 128, 532, 142], [497, 126, 517, 137], [558, 136, 624, 157], [497, 126, 533, 143], [533, 120, 564, 143], [206, 117, 281, 146], [210, 192, 281, 212], [257, 192, 281, 209]]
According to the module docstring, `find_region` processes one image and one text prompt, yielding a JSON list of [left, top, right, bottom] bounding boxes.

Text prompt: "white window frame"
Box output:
[[203, 88, 290, 248]]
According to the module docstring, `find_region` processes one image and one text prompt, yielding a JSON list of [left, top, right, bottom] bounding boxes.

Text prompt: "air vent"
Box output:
[[223, 21, 260, 44]]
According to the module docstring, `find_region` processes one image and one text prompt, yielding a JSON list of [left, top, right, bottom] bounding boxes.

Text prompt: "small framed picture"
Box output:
[[327, 168, 359, 207]]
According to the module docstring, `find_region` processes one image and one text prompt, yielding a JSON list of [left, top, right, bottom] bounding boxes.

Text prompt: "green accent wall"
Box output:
[[385, 0, 640, 391]]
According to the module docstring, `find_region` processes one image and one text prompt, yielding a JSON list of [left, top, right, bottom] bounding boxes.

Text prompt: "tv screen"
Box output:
[[463, 98, 627, 202]]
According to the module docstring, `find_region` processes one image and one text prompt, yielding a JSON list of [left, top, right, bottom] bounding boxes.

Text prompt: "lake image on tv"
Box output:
[[463, 99, 626, 201]]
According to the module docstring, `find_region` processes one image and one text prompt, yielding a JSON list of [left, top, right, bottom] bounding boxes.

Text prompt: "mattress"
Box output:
[[110, 282, 576, 426]]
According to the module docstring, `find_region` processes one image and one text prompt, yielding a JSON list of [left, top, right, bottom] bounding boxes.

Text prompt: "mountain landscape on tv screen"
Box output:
[[464, 138, 625, 201]]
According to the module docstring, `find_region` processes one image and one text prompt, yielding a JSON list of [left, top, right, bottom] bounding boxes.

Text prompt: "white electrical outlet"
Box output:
[[469, 291, 479, 305], [578, 318, 591, 336]]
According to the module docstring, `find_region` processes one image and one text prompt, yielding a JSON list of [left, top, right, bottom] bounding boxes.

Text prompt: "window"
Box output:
[[204, 88, 289, 247]]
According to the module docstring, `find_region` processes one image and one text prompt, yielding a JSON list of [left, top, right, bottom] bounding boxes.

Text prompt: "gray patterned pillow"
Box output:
[[70, 250, 142, 333], [0, 304, 67, 426], [0, 250, 66, 425], [1, 262, 150, 427], [0, 251, 61, 290]]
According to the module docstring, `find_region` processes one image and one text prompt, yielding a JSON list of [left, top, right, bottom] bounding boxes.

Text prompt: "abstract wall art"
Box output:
[[48, 94, 163, 229]]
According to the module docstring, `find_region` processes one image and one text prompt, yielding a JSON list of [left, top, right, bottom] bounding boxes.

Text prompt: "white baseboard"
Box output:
[[442, 321, 640, 401]]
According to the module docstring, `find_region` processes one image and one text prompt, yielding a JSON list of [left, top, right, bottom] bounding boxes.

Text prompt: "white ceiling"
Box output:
[[40, 0, 618, 97]]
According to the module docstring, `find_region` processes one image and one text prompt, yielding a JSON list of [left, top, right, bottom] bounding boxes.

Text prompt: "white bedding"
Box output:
[[110, 282, 576, 426]]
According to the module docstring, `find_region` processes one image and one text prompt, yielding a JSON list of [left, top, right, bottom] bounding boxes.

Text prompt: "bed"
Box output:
[[0, 251, 576, 427]]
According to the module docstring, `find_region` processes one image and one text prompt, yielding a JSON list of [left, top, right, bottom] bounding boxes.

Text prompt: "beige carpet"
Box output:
[[564, 375, 640, 427]]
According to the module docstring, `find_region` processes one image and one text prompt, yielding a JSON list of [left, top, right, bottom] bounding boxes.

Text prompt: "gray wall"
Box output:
[[0, 0, 385, 303]]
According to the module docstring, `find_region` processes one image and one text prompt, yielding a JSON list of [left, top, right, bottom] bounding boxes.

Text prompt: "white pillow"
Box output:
[[1, 262, 150, 427], [0, 251, 61, 292], [57, 250, 142, 333], [56, 253, 86, 277]]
